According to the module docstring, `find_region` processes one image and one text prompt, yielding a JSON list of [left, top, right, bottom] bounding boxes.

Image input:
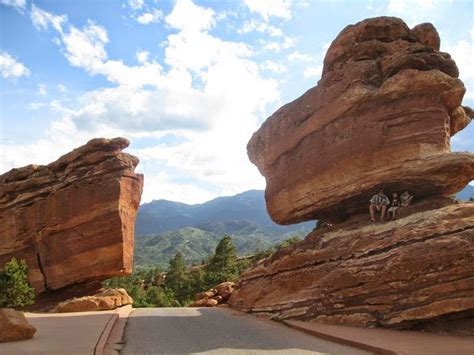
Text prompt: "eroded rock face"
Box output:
[[248, 17, 474, 224], [0, 138, 144, 296], [0, 309, 36, 343], [229, 202, 474, 328], [55, 288, 133, 313]]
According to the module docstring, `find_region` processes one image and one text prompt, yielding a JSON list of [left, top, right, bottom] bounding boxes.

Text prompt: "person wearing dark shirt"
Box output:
[[388, 192, 400, 220]]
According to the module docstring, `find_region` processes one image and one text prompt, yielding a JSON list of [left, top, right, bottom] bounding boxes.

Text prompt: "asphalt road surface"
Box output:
[[121, 307, 370, 354]]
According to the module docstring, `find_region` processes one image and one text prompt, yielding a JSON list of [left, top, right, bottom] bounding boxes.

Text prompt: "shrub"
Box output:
[[0, 257, 35, 308]]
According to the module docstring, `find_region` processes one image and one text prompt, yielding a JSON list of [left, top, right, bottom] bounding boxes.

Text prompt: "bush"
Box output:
[[0, 257, 35, 308]]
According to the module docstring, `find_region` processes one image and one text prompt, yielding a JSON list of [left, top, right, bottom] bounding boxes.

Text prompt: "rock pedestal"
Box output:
[[0, 138, 144, 298], [231, 17, 474, 330]]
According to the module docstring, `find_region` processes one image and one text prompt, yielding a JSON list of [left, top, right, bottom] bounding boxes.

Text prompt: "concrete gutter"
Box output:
[[285, 320, 474, 355]]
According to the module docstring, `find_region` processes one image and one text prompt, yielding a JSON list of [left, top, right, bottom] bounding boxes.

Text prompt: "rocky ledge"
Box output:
[[0, 138, 144, 298], [229, 202, 474, 328]]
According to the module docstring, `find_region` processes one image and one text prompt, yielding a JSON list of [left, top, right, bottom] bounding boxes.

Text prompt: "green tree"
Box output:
[[165, 252, 190, 304], [205, 236, 239, 286], [0, 257, 35, 308]]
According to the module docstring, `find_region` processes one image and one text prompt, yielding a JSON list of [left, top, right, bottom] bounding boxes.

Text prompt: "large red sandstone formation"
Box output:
[[248, 17, 474, 224], [231, 17, 474, 330], [229, 202, 474, 327], [0, 138, 143, 297]]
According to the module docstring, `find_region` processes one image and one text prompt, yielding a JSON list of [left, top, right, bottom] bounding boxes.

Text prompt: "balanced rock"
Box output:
[[0, 138, 144, 296], [55, 288, 133, 313], [247, 17, 474, 224], [229, 202, 474, 327], [0, 308, 36, 342]]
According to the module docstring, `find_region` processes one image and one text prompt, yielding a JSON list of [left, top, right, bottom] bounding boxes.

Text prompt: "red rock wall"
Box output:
[[229, 203, 474, 328], [248, 17, 474, 224], [0, 138, 143, 295]]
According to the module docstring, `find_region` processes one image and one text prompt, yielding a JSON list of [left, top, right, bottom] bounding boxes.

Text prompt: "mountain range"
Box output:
[[134, 185, 474, 268]]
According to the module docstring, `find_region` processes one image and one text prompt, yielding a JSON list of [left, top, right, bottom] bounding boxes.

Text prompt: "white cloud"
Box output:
[[31, 4, 67, 33], [0, 0, 25, 12], [62, 20, 109, 72], [239, 20, 283, 37], [57, 83, 67, 92], [262, 41, 281, 52], [38, 83, 47, 96], [136, 50, 150, 64], [261, 60, 287, 74], [0, 52, 30, 79], [243, 0, 293, 21], [128, 0, 144, 10], [288, 50, 312, 62], [165, 0, 215, 32], [11, 1, 279, 203], [303, 64, 322, 79], [136, 8, 163, 25]]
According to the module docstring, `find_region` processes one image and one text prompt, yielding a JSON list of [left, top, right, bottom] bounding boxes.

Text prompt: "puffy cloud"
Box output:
[[13, 1, 280, 203], [165, 0, 215, 32], [136, 8, 163, 25], [128, 0, 144, 10], [57, 84, 67, 92], [0, 52, 30, 79], [38, 83, 47, 96], [243, 0, 293, 21]]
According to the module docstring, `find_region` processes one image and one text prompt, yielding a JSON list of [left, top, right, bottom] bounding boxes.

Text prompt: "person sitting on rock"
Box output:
[[387, 192, 400, 220], [400, 190, 413, 207], [369, 189, 390, 222]]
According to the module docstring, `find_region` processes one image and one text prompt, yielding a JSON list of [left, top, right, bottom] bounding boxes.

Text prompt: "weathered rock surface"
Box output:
[[0, 308, 36, 342], [55, 288, 133, 313], [0, 138, 144, 297], [191, 282, 236, 307], [247, 17, 474, 224], [229, 202, 474, 328]]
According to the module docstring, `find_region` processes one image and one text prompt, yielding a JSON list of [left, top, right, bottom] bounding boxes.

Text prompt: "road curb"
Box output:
[[284, 320, 395, 355], [94, 313, 119, 355]]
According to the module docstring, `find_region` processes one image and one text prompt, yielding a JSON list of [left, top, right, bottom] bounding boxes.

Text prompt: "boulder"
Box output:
[[0, 138, 144, 298], [194, 291, 217, 301], [55, 288, 133, 313], [190, 298, 219, 307], [215, 282, 235, 301], [247, 17, 474, 224], [0, 308, 36, 342], [229, 202, 474, 328]]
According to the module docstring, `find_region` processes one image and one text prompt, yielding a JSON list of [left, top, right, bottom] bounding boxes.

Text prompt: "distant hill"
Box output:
[[134, 190, 314, 268], [457, 184, 474, 201], [135, 190, 314, 237]]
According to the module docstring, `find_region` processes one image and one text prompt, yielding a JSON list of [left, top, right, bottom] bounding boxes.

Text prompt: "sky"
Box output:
[[1, 0, 473, 204]]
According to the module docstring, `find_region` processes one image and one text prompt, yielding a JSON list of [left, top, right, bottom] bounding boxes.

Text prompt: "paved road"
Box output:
[[121, 307, 370, 354]]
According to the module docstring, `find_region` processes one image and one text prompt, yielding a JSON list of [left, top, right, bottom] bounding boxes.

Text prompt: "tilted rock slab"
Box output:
[[229, 203, 474, 328], [0, 138, 143, 295], [248, 17, 474, 224]]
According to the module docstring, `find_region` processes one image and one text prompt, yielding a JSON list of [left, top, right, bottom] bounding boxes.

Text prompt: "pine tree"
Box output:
[[165, 252, 189, 304], [0, 257, 35, 308], [205, 235, 238, 286]]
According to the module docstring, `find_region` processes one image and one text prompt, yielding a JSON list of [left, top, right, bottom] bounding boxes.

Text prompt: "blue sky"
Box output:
[[1, 0, 473, 203]]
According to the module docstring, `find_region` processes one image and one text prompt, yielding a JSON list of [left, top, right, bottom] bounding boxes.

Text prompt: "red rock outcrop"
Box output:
[[229, 202, 474, 328], [0, 138, 143, 297], [0, 308, 36, 342], [247, 16, 474, 224], [55, 288, 133, 313]]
